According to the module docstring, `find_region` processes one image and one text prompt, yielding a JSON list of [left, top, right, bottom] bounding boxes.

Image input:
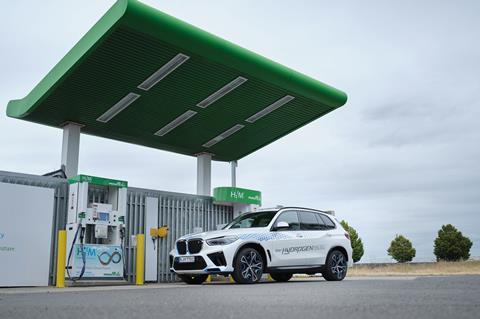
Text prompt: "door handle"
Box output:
[[296, 233, 303, 238]]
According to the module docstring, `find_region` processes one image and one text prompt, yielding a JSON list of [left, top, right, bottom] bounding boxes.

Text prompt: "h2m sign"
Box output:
[[213, 187, 261, 205]]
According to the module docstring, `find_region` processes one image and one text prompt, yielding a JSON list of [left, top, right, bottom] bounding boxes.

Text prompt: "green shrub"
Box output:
[[434, 224, 472, 261], [387, 235, 416, 263], [340, 220, 364, 263]]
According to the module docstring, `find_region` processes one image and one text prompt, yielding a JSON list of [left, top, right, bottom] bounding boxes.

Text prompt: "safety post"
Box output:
[[136, 234, 145, 285], [56, 230, 67, 288]]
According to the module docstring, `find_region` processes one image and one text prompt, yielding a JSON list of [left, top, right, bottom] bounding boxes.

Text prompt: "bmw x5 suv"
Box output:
[[169, 207, 352, 284]]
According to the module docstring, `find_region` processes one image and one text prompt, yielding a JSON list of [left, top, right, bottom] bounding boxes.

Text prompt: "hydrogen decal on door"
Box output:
[[72, 244, 123, 277], [275, 245, 324, 255]]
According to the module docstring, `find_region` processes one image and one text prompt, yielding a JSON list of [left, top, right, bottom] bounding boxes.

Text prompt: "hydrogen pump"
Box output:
[[66, 175, 127, 281]]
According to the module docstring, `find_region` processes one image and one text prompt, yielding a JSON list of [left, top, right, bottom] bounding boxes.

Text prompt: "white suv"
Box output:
[[169, 207, 353, 284]]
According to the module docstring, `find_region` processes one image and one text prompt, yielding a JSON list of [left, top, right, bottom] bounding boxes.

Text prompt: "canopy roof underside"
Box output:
[[7, 0, 347, 161]]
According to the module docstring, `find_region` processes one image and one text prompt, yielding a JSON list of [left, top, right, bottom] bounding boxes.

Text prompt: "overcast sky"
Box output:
[[1, 1, 479, 262]]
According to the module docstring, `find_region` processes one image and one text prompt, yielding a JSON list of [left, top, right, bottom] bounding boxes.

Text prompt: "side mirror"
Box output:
[[275, 221, 290, 230]]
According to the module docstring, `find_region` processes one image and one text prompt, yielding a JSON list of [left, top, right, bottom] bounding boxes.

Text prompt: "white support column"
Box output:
[[61, 123, 81, 178], [196, 153, 212, 196], [231, 160, 237, 187]]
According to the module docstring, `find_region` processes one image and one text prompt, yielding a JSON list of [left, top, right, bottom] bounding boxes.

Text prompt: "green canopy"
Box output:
[[7, 0, 347, 161]]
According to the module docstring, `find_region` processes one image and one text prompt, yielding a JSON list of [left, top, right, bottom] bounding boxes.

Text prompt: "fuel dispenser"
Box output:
[[65, 175, 128, 281]]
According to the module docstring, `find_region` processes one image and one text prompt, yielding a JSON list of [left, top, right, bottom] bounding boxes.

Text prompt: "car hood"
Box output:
[[179, 228, 266, 240]]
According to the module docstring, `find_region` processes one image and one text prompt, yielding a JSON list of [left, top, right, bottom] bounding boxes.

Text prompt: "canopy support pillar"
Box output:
[[61, 122, 81, 178], [231, 161, 237, 187], [196, 153, 212, 196]]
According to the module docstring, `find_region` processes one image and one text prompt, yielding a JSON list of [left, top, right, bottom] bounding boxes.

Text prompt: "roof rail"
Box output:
[[253, 205, 283, 212]]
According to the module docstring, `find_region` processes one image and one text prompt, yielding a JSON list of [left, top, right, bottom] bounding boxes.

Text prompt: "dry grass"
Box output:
[[347, 260, 480, 277]]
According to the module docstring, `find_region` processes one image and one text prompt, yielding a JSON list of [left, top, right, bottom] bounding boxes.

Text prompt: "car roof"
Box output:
[[254, 206, 334, 216]]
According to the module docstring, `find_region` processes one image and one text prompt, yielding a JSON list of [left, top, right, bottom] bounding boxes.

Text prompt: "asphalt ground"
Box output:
[[1, 276, 479, 319]]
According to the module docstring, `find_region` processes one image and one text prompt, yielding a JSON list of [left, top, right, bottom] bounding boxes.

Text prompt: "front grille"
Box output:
[[207, 252, 227, 266], [173, 256, 207, 270], [187, 238, 203, 254], [176, 240, 187, 255]]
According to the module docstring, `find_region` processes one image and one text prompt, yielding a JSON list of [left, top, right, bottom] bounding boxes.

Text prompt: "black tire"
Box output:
[[232, 248, 264, 284], [323, 250, 348, 281], [178, 274, 209, 285], [269, 272, 293, 282]]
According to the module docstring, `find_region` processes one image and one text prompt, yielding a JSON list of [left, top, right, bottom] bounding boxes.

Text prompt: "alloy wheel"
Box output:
[[330, 252, 347, 279], [240, 250, 263, 281]]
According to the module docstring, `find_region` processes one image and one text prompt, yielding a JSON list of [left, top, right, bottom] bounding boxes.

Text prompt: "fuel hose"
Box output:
[[120, 226, 126, 277], [66, 223, 86, 282]]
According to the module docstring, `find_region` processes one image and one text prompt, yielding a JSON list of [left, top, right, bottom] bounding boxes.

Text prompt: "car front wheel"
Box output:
[[323, 250, 348, 281], [178, 274, 209, 285], [232, 248, 264, 284]]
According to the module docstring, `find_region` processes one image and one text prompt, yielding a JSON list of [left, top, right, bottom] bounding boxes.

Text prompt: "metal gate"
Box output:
[[125, 188, 233, 282]]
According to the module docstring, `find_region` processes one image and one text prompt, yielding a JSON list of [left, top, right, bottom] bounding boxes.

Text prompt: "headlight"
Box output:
[[206, 235, 238, 246]]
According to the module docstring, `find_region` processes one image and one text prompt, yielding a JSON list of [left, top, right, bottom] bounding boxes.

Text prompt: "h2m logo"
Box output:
[[76, 246, 97, 257], [230, 190, 245, 200]]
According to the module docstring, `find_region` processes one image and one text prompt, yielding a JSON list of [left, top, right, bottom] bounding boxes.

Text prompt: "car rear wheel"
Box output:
[[178, 274, 209, 285], [269, 272, 293, 282], [323, 250, 348, 281], [232, 248, 264, 284]]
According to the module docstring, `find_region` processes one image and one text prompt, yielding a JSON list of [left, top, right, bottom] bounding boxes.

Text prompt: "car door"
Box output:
[[316, 213, 338, 264], [297, 211, 330, 266], [266, 210, 311, 267]]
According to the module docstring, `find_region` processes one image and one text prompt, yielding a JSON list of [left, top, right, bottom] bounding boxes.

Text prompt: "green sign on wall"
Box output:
[[68, 174, 128, 188], [213, 187, 261, 205]]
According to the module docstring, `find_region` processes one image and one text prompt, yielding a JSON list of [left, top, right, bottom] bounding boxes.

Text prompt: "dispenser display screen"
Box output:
[[98, 212, 109, 222]]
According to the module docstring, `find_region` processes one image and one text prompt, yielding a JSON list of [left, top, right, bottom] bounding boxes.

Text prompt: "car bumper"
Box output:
[[347, 245, 354, 267], [169, 242, 237, 275]]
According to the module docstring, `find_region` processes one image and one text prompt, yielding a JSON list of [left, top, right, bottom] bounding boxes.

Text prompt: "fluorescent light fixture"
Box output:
[[96, 93, 140, 123], [196, 76, 247, 108], [245, 95, 295, 123], [137, 53, 190, 91], [154, 110, 197, 136], [202, 124, 245, 148]]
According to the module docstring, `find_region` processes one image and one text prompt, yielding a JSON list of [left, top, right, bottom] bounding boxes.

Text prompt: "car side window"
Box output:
[[274, 211, 300, 231], [318, 214, 336, 229], [299, 211, 323, 230], [314, 214, 327, 230]]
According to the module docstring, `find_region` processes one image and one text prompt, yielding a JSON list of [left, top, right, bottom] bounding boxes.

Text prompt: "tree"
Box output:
[[434, 224, 472, 261], [387, 235, 416, 263], [340, 220, 364, 263]]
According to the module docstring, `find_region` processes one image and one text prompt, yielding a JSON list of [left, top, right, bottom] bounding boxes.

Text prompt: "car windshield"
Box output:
[[223, 211, 277, 229]]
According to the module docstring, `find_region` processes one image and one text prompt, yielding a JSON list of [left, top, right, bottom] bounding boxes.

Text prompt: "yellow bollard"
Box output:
[[136, 234, 145, 285], [267, 274, 273, 282], [206, 275, 212, 283], [56, 230, 67, 288], [229, 275, 235, 283]]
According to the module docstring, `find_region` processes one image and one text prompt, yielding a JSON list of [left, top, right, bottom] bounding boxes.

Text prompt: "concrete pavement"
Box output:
[[1, 276, 479, 319]]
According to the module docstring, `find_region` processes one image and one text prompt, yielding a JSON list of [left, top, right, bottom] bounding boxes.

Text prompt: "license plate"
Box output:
[[178, 256, 195, 263]]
